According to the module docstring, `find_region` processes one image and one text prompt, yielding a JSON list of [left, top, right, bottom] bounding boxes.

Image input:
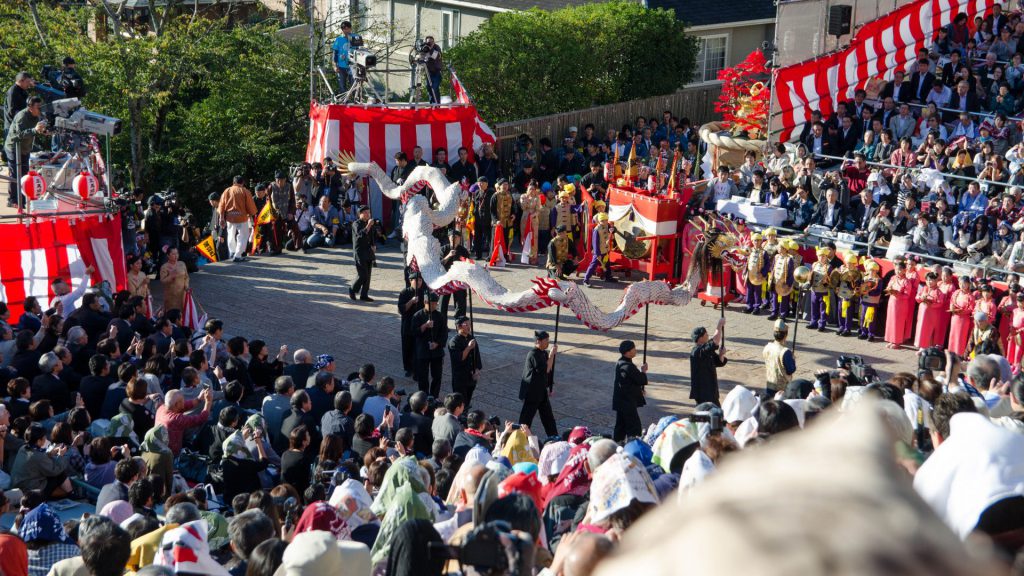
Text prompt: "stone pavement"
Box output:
[[180, 242, 919, 434]]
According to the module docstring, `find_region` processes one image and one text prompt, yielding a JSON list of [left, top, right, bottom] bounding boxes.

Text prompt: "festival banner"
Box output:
[[195, 235, 218, 263], [255, 202, 276, 226], [773, 0, 995, 141]]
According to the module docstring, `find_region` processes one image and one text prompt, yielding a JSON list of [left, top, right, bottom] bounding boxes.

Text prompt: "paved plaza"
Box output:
[[182, 242, 919, 433]]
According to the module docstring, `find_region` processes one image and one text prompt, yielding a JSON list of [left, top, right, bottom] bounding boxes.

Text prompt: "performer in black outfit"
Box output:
[[397, 272, 426, 377], [689, 318, 728, 406], [412, 292, 448, 397], [440, 229, 471, 318], [447, 316, 481, 407], [518, 330, 558, 438], [612, 340, 647, 442], [350, 205, 377, 302]]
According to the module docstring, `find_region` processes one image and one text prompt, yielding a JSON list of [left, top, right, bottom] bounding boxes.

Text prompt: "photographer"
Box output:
[[306, 195, 340, 251], [350, 205, 380, 301], [331, 21, 354, 93], [419, 36, 443, 104], [3, 95, 46, 208], [56, 57, 86, 99]]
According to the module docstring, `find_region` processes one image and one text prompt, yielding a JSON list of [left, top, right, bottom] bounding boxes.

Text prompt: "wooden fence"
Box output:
[[492, 85, 722, 165]]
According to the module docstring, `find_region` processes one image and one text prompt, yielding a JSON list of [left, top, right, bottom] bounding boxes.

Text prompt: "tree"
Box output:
[[446, 1, 698, 123], [0, 1, 310, 212]]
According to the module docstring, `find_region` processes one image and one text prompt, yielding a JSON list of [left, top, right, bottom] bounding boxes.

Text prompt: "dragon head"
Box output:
[[691, 215, 748, 271]]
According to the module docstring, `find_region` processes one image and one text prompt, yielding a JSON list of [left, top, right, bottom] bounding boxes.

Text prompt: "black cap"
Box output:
[[427, 292, 440, 303], [274, 170, 286, 179], [618, 340, 636, 354], [358, 205, 370, 213], [534, 330, 550, 340], [477, 176, 489, 183], [691, 326, 707, 342], [255, 183, 267, 191], [455, 316, 470, 327], [63, 56, 75, 65]]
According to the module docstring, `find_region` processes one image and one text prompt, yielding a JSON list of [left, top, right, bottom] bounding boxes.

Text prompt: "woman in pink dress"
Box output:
[[1006, 293, 1024, 370], [903, 259, 921, 342], [947, 276, 976, 356], [914, 272, 946, 349], [975, 284, 997, 325], [884, 262, 912, 349], [999, 284, 1020, 353], [936, 266, 956, 340]]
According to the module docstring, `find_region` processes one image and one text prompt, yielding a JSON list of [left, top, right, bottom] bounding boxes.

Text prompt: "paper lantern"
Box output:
[[20, 170, 45, 201], [73, 171, 99, 200]]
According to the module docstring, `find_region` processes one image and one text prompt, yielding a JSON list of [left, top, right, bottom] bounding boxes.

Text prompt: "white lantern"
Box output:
[[20, 170, 45, 201], [73, 171, 99, 200]]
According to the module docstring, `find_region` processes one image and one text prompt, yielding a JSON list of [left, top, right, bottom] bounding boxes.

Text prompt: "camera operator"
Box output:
[[292, 163, 315, 206], [120, 188, 146, 258], [331, 21, 354, 93], [350, 205, 380, 302], [4, 72, 34, 133], [419, 36, 443, 104], [56, 57, 85, 99], [3, 95, 46, 208]]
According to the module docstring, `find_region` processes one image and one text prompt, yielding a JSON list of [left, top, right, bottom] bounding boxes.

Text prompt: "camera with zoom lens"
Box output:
[[414, 39, 431, 54], [918, 346, 947, 373], [837, 354, 878, 384], [689, 407, 724, 434], [429, 521, 535, 576]]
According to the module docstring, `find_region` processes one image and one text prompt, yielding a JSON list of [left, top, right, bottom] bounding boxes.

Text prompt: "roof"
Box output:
[[647, 0, 776, 27]]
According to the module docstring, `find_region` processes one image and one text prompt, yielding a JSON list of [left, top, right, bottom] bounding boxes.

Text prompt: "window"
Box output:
[[441, 10, 461, 50], [692, 34, 729, 84]]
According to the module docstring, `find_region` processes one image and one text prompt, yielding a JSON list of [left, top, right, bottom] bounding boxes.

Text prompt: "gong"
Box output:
[[612, 217, 653, 259]]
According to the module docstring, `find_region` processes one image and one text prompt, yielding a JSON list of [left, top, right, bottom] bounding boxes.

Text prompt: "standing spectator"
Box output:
[[159, 247, 189, 313], [218, 176, 258, 263], [449, 147, 477, 184]]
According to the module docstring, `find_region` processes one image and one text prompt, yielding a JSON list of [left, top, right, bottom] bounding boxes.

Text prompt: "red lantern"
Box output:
[[72, 171, 99, 200], [20, 170, 45, 201]]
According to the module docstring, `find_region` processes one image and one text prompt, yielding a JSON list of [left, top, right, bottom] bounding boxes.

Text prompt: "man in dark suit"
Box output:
[[397, 391, 434, 457], [801, 121, 837, 166], [849, 188, 878, 238], [347, 363, 377, 416], [518, 330, 558, 438], [908, 59, 935, 102], [280, 389, 321, 459], [810, 187, 847, 231], [612, 340, 647, 442], [837, 116, 860, 156], [798, 110, 824, 144], [945, 79, 980, 122], [941, 52, 963, 87], [283, 348, 315, 387], [873, 97, 897, 128], [32, 351, 73, 414], [349, 205, 377, 302], [412, 293, 448, 398], [880, 70, 912, 103]]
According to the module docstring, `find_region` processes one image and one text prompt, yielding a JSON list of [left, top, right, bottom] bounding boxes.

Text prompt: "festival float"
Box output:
[[699, 49, 770, 169]]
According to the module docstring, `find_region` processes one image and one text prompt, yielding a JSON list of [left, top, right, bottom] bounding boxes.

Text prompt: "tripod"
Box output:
[[340, 65, 384, 104], [408, 58, 431, 104]]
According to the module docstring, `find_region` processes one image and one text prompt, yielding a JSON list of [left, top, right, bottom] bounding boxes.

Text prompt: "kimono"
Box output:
[[947, 289, 976, 356]]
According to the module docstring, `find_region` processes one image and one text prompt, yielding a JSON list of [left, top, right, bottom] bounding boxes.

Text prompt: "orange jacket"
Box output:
[[218, 185, 258, 224]]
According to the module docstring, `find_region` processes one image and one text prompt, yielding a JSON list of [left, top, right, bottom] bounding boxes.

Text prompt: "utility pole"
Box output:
[[309, 0, 316, 102]]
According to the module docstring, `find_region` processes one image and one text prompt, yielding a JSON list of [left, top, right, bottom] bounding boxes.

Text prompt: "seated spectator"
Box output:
[[96, 457, 140, 513], [155, 388, 213, 455], [19, 502, 80, 576], [453, 409, 493, 458], [226, 510, 276, 576], [10, 424, 71, 500], [306, 195, 341, 250]]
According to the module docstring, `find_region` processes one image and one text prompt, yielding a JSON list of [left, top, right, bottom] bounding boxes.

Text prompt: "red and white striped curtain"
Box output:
[[0, 215, 126, 318], [773, 0, 995, 142]]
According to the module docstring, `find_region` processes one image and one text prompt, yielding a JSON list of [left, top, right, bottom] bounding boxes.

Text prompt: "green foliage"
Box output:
[[447, 0, 698, 122], [0, 1, 309, 213]]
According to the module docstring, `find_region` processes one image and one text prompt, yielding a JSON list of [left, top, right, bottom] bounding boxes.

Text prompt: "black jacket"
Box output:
[[908, 71, 936, 102], [612, 357, 647, 412], [80, 375, 114, 420], [119, 398, 155, 440], [519, 347, 550, 403], [412, 310, 447, 360], [810, 201, 847, 230], [453, 430, 492, 459], [283, 363, 315, 388], [397, 287, 426, 336], [348, 379, 376, 416], [224, 356, 254, 395], [352, 218, 375, 264], [32, 373, 72, 414], [281, 408, 321, 459], [4, 84, 29, 129], [398, 411, 434, 456], [448, 334, 481, 383]]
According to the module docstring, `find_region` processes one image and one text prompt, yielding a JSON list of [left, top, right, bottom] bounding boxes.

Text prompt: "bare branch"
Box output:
[[27, 0, 49, 49]]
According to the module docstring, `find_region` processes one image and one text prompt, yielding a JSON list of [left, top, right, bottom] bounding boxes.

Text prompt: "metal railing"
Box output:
[[903, 100, 1024, 123], [813, 152, 1017, 191]]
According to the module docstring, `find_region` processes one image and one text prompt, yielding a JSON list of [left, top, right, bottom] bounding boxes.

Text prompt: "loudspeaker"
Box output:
[[828, 5, 853, 37]]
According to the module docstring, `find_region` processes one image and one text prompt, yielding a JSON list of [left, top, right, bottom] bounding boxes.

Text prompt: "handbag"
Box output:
[[174, 450, 210, 484]]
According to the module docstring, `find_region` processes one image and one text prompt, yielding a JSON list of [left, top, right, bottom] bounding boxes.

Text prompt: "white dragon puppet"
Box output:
[[342, 157, 748, 331]]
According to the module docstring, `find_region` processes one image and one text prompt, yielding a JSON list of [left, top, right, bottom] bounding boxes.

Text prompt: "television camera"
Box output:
[[45, 98, 122, 137], [340, 34, 384, 104]]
